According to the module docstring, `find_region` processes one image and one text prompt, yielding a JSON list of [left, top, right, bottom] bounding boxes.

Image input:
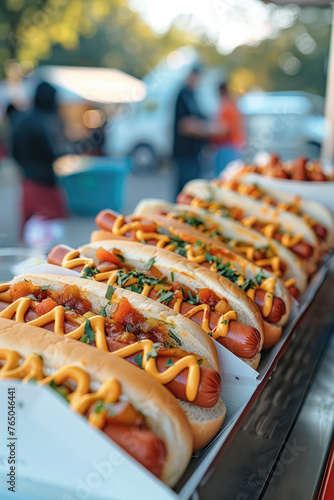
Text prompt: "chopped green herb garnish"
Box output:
[[168, 330, 181, 346], [209, 230, 224, 239], [145, 257, 155, 270], [255, 269, 266, 285], [146, 342, 161, 361], [141, 239, 146, 244], [134, 353, 143, 369], [99, 305, 107, 317], [179, 213, 205, 228], [171, 271, 174, 282], [79, 320, 95, 344], [187, 290, 199, 305], [25, 294, 38, 300], [116, 253, 125, 262], [105, 285, 115, 300], [80, 266, 99, 279], [198, 358, 203, 366], [49, 380, 69, 402], [157, 289, 175, 306], [63, 306, 71, 311], [125, 325, 132, 332], [240, 279, 255, 292], [93, 400, 104, 414], [41, 285, 50, 291], [166, 358, 175, 367], [159, 319, 174, 328]]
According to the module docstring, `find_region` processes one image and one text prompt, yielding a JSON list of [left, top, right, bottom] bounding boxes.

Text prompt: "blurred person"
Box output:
[[212, 81, 246, 177], [11, 82, 68, 236], [172, 67, 209, 198]]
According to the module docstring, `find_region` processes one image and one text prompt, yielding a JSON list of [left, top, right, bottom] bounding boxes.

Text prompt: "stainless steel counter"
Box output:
[[197, 261, 334, 500]]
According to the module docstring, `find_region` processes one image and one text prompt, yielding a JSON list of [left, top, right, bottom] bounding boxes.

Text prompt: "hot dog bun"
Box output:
[[225, 173, 334, 251], [7, 274, 226, 450], [78, 239, 264, 367], [90, 225, 291, 344], [119, 212, 292, 327], [134, 198, 308, 293], [183, 179, 318, 247], [0, 317, 193, 486], [80, 240, 264, 336]]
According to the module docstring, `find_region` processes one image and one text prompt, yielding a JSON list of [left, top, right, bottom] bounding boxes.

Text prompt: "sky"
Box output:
[[128, 0, 300, 54]]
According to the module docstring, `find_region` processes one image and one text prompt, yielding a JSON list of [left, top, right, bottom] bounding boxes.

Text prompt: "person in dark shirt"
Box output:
[[172, 67, 207, 197], [11, 82, 67, 231]]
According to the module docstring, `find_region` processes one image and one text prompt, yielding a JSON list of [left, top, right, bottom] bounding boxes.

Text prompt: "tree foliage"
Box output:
[[0, 0, 331, 96]]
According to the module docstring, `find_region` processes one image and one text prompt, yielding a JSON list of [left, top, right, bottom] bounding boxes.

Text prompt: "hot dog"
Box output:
[[0, 274, 227, 450], [92, 210, 291, 328], [133, 198, 308, 299], [214, 176, 334, 254], [176, 191, 316, 262], [0, 317, 194, 485], [47, 243, 262, 363]]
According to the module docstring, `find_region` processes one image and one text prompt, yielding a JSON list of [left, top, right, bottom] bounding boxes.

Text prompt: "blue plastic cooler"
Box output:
[[57, 157, 131, 216]]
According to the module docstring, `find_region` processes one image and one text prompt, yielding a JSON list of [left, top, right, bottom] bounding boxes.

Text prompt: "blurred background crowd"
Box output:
[[0, 0, 332, 258]]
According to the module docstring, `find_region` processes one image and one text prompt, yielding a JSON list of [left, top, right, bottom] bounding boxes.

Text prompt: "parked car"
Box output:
[[238, 91, 326, 161]]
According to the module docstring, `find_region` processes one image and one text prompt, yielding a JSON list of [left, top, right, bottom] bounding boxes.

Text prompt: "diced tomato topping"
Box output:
[[50, 285, 92, 315], [112, 297, 137, 324], [96, 247, 123, 266], [198, 288, 220, 308], [35, 298, 58, 316], [171, 282, 192, 299]]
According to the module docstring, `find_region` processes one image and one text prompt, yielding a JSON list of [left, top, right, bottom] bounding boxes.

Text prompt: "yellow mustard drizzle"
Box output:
[[59, 250, 236, 339], [236, 246, 255, 261], [254, 257, 281, 274], [277, 202, 291, 211], [237, 185, 257, 196], [261, 195, 274, 204], [112, 215, 142, 236], [236, 274, 275, 317], [281, 234, 303, 248], [112, 339, 200, 401], [184, 304, 211, 333], [301, 214, 316, 228], [0, 350, 44, 382], [0, 347, 121, 429], [61, 250, 95, 270], [263, 292, 274, 317], [0, 290, 202, 402], [284, 278, 296, 288], [262, 224, 277, 239], [213, 310, 237, 339], [258, 277, 276, 318], [185, 246, 207, 264], [241, 215, 257, 228]]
